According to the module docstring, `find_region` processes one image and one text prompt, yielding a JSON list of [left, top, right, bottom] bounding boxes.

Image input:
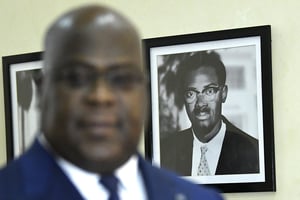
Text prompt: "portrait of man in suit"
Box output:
[[160, 50, 259, 176]]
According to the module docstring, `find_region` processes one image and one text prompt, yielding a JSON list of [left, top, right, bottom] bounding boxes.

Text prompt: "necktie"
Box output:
[[100, 174, 120, 200], [197, 146, 211, 176]]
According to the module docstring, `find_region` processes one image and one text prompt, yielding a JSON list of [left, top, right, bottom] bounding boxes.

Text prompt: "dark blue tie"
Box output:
[[100, 174, 120, 200]]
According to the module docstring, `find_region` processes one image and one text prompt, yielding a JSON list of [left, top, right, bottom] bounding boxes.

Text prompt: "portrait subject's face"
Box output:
[[40, 11, 147, 173], [183, 66, 227, 141]]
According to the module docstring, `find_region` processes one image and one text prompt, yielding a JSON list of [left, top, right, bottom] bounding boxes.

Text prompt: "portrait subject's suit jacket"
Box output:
[[161, 117, 259, 176], [0, 139, 223, 200]]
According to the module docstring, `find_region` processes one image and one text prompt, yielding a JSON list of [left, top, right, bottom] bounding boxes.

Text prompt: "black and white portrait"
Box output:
[[148, 36, 266, 185], [159, 48, 259, 175]]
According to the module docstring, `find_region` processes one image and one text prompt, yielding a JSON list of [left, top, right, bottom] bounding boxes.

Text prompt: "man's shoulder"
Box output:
[[0, 140, 45, 196], [0, 145, 35, 181], [219, 116, 259, 174], [0, 158, 21, 186], [139, 157, 223, 200], [223, 116, 258, 144], [160, 128, 193, 153], [162, 128, 193, 142], [0, 149, 32, 198], [222, 116, 259, 160], [0, 140, 85, 199]]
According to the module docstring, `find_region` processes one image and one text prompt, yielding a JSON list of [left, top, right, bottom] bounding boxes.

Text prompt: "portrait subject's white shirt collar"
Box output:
[[191, 120, 226, 176], [38, 134, 147, 200]]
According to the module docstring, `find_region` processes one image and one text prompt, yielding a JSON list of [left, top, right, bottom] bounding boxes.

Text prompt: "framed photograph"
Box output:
[[143, 25, 275, 192], [2, 52, 43, 161]]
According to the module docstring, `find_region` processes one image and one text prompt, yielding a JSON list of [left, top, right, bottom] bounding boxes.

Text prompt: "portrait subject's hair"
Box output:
[[176, 50, 226, 86]]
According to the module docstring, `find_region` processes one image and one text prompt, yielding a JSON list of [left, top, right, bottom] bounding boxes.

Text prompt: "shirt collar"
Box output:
[[57, 153, 139, 190], [38, 134, 140, 191], [192, 120, 226, 147], [191, 120, 226, 175]]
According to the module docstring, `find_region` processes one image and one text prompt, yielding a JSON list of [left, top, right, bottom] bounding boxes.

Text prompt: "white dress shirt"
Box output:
[[39, 135, 148, 200], [191, 121, 226, 176]]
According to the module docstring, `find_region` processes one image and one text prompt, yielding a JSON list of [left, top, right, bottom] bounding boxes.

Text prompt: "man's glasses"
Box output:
[[55, 66, 145, 91], [184, 86, 222, 103]]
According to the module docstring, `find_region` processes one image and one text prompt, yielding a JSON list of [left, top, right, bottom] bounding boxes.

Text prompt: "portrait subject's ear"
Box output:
[[221, 85, 228, 103]]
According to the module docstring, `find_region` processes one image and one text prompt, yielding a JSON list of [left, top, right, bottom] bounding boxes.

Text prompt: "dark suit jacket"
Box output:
[[161, 117, 259, 176], [0, 139, 223, 200]]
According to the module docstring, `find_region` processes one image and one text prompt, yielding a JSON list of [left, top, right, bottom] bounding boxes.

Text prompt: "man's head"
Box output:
[[177, 51, 228, 142], [39, 5, 147, 174]]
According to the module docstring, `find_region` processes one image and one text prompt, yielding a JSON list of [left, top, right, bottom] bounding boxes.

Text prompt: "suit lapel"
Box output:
[[215, 129, 231, 174], [176, 128, 193, 176], [138, 156, 186, 200]]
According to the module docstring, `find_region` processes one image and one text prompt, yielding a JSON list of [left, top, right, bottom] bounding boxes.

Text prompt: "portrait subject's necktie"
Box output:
[[197, 146, 211, 176], [100, 174, 120, 200]]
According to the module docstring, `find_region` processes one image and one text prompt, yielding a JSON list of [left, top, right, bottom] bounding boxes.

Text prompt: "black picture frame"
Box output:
[[143, 25, 276, 193], [2, 51, 43, 161]]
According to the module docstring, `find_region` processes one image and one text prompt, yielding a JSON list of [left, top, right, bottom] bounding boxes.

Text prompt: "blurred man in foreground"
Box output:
[[0, 5, 223, 200]]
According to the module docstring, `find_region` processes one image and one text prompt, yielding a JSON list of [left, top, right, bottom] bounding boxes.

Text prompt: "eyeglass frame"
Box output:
[[183, 85, 224, 103], [53, 64, 146, 90]]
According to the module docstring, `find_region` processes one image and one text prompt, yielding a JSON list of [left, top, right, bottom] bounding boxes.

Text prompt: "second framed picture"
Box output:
[[2, 52, 43, 161], [143, 25, 275, 192]]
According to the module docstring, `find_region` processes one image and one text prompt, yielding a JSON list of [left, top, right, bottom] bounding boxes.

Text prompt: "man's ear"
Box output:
[[221, 85, 228, 103], [32, 69, 44, 109]]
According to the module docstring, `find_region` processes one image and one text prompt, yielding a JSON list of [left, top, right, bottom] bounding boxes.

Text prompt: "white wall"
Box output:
[[0, 0, 299, 199]]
